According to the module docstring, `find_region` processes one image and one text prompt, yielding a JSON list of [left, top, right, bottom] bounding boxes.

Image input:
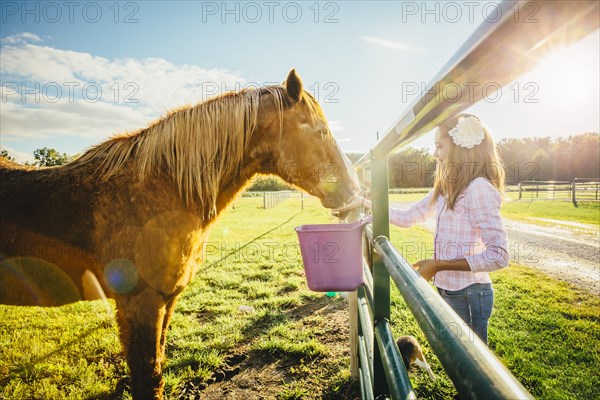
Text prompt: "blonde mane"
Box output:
[[74, 86, 292, 217]]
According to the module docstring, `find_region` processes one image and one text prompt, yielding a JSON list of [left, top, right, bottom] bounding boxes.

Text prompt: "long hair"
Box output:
[[432, 113, 505, 210]]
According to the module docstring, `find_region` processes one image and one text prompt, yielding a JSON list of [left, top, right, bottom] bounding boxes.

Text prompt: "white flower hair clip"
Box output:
[[448, 116, 486, 149]]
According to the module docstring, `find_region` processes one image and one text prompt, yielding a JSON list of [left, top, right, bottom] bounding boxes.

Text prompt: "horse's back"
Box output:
[[1, 160, 77, 237], [1, 159, 96, 306]]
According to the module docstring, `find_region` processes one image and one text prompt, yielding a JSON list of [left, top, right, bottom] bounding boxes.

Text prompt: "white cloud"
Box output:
[[361, 36, 427, 53], [0, 100, 150, 140], [328, 120, 346, 134], [1, 32, 43, 45], [0, 33, 249, 145]]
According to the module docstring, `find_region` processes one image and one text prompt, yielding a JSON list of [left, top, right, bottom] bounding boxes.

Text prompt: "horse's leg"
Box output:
[[159, 294, 179, 364], [116, 287, 167, 400]]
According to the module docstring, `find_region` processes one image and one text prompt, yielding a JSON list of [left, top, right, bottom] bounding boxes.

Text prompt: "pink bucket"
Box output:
[[295, 217, 371, 292]]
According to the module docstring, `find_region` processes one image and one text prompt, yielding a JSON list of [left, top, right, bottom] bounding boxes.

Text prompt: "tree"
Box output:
[[33, 147, 72, 167], [247, 175, 293, 191], [388, 147, 436, 188], [0, 150, 15, 162], [499, 133, 599, 183]]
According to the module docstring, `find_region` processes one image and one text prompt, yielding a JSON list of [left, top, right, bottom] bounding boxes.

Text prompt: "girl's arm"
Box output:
[[388, 190, 436, 227], [413, 180, 509, 281], [335, 191, 436, 228], [464, 179, 510, 272], [414, 258, 470, 281], [357, 191, 435, 227]]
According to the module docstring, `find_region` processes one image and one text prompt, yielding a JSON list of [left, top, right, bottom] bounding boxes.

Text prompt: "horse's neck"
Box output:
[[211, 158, 261, 220]]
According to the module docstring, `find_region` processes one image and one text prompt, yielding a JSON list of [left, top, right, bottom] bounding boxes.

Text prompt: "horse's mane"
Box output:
[[74, 86, 322, 217]]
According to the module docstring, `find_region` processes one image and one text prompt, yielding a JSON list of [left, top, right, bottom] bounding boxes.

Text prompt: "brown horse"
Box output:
[[0, 69, 361, 399]]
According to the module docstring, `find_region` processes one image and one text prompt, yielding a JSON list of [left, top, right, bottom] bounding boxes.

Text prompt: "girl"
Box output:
[[346, 114, 509, 345]]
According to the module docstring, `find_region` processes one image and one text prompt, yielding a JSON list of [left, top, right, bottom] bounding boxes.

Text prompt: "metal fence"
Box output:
[[517, 180, 571, 200], [517, 179, 600, 206], [261, 190, 304, 209], [347, 1, 599, 398], [388, 188, 431, 195], [572, 178, 600, 207]]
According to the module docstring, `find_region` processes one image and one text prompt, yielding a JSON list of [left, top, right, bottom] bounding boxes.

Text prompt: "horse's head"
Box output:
[[252, 70, 361, 212]]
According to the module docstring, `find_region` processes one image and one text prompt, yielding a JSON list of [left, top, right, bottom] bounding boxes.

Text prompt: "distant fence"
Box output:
[[389, 188, 430, 195], [259, 190, 304, 210], [250, 180, 600, 210], [518, 179, 600, 206]]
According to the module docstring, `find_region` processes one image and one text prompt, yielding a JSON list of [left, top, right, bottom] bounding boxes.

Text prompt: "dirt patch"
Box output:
[[504, 219, 599, 295], [189, 296, 359, 400]]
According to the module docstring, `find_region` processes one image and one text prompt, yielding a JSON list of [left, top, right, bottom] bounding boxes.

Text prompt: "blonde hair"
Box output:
[[73, 87, 292, 218], [432, 113, 505, 210]]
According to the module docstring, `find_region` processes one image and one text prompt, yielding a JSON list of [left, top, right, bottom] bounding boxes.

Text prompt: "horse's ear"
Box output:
[[285, 69, 303, 102]]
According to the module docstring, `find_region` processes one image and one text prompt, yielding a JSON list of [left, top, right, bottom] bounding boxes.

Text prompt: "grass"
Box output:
[[1, 197, 354, 399], [0, 302, 125, 399], [387, 224, 600, 399], [501, 197, 600, 227], [1, 195, 599, 399]]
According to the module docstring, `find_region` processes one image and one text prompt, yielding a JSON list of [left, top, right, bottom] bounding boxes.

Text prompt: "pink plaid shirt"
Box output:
[[390, 177, 509, 291]]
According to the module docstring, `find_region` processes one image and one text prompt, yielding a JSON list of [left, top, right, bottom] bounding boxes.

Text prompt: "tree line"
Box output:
[[1, 147, 74, 167], [349, 132, 599, 187], [2, 133, 598, 188]]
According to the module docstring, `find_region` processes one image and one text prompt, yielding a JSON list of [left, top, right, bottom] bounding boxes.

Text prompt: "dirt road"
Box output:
[[391, 202, 600, 295]]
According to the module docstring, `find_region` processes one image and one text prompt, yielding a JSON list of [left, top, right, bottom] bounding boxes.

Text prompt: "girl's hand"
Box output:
[[413, 259, 439, 282]]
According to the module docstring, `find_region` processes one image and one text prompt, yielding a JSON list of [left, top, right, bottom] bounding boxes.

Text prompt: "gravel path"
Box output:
[[390, 202, 600, 295]]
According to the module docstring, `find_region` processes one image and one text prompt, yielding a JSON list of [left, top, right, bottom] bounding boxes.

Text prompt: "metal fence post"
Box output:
[[371, 153, 390, 397]]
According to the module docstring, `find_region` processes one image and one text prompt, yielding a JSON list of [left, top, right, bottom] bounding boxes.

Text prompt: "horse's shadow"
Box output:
[[2, 319, 124, 400], [156, 211, 354, 398]]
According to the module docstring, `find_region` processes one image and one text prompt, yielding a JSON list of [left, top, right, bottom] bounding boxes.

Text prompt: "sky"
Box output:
[[1, 0, 599, 163]]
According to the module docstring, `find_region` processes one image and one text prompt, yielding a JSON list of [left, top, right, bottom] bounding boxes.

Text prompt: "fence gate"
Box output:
[[347, 1, 600, 398]]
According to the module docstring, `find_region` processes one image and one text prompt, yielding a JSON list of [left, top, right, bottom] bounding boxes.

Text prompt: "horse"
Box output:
[[0, 69, 361, 399]]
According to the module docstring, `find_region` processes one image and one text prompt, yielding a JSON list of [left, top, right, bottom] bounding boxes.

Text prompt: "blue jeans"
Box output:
[[437, 283, 494, 345]]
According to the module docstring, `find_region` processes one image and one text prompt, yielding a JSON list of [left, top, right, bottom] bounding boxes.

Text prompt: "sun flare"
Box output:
[[531, 40, 598, 112]]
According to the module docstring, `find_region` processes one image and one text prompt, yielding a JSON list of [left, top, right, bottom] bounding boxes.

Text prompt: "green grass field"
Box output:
[[501, 197, 600, 227], [1, 196, 598, 399], [387, 224, 600, 400]]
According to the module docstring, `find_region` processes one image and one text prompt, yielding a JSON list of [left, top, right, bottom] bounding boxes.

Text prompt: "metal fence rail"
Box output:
[[572, 178, 600, 207], [389, 188, 431, 195], [348, 1, 599, 398], [516, 179, 600, 206], [356, 0, 599, 166], [373, 235, 531, 400], [261, 190, 304, 209], [517, 180, 572, 200]]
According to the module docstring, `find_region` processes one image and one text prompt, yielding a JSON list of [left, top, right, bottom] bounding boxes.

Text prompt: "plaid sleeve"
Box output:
[[389, 190, 435, 228], [465, 179, 510, 272]]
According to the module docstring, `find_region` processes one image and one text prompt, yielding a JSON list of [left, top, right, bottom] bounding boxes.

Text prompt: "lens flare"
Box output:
[[103, 258, 138, 294]]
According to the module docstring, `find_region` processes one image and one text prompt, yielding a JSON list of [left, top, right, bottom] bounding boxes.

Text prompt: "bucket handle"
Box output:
[[354, 215, 372, 228]]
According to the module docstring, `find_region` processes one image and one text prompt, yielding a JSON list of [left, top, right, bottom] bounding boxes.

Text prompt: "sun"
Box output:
[[538, 51, 590, 101], [528, 36, 599, 113]]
